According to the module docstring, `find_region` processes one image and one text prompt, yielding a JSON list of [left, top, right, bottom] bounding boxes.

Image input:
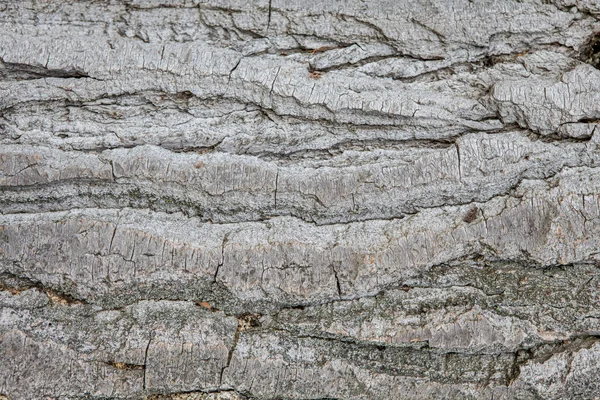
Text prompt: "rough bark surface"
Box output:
[[2, 0, 600, 399]]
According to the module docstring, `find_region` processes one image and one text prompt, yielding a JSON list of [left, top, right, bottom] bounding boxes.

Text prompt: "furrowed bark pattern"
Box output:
[[1, 0, 600, 399]]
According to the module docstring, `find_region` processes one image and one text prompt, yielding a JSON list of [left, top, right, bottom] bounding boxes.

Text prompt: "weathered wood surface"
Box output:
[[1, 0, 600, 399]]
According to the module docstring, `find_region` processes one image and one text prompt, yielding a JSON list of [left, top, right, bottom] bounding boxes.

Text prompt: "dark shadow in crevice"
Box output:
[[580, 32, 600, 69], [0, 59, 90, 81]]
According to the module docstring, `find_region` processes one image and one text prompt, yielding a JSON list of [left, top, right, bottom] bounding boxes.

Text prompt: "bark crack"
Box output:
[[143, 334, 153, 390]]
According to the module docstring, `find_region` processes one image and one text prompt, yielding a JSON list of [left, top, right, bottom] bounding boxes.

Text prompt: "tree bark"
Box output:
[[1, 0, 600, 399]]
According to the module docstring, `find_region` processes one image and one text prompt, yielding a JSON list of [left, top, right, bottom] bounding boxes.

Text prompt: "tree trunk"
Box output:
[[1, 1, 600, 399]]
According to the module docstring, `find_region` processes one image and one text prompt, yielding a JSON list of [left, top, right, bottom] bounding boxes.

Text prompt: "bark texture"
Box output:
[[2, 0, 600, 399]]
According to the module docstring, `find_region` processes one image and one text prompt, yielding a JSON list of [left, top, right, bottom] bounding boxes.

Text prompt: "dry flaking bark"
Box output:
[[1, 0, 600, 399]]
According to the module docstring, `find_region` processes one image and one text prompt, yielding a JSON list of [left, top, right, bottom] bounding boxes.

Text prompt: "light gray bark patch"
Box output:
[[2, 0, 600, 399]]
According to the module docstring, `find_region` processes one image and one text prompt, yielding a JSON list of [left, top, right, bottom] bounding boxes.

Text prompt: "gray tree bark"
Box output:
[[1, 0, 600, 399]]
